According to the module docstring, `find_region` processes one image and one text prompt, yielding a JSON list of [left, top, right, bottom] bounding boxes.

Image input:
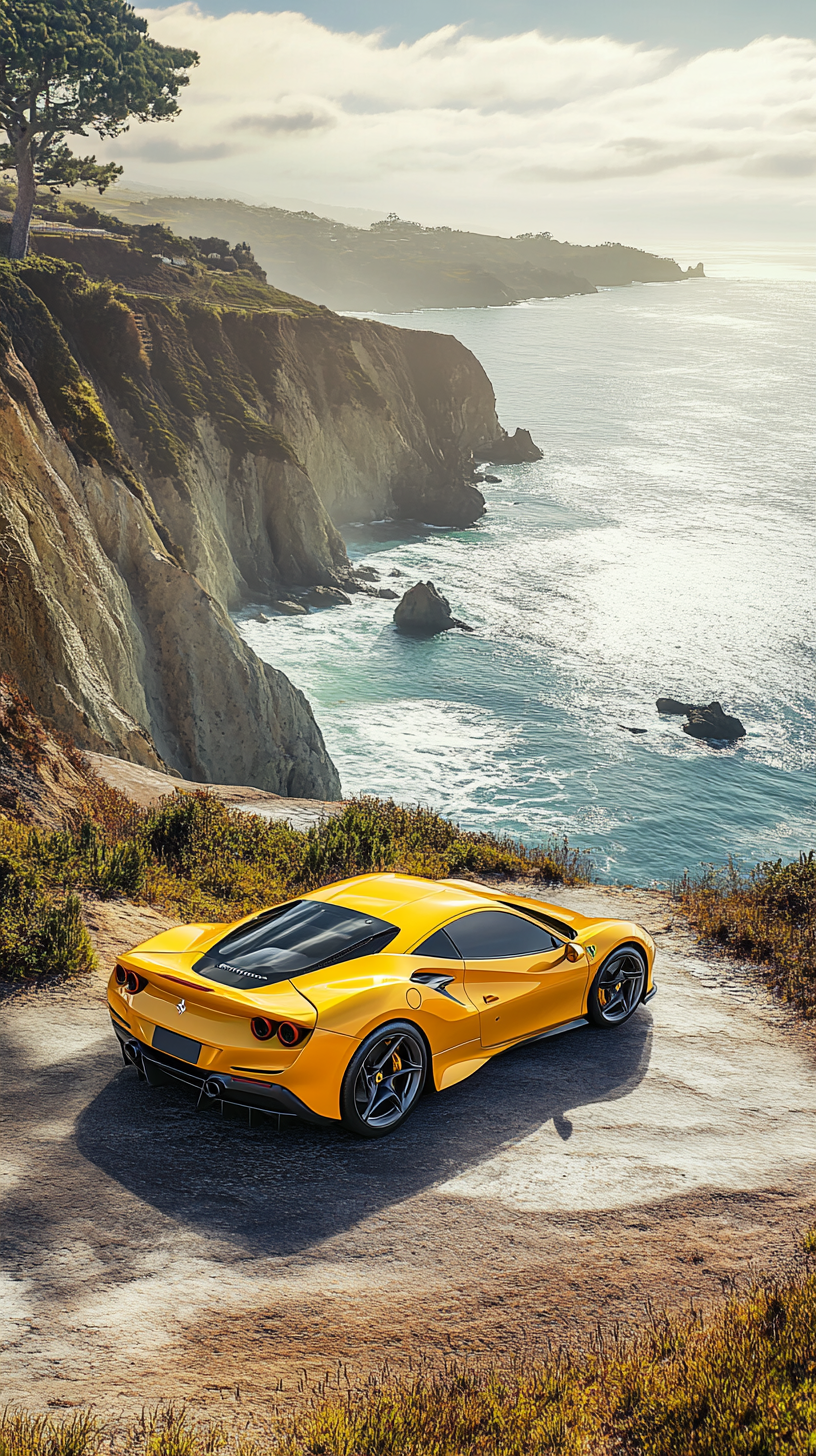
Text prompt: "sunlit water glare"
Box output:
[[237, 276, 815, 884]]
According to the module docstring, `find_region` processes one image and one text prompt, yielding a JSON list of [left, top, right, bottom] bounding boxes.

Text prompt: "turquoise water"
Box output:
[[238, 277, 815, 884]]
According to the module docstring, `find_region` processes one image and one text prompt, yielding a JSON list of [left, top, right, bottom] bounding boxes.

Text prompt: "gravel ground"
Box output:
[[1, 884, 815, 1420]]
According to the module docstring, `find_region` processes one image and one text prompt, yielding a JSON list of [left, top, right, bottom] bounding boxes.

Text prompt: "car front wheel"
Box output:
[[587, 946, 647, 1028], [340, 1021, 428, 1137]]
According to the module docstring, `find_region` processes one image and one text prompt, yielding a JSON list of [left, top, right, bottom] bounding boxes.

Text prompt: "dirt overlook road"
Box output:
[[2, 884, 815, 1419]]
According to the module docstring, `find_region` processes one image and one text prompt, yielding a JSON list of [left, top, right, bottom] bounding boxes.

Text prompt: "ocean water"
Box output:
[[237, 273, 815, 885]]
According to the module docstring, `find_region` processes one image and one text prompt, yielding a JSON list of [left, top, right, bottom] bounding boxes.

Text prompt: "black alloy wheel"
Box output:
[[340, 1021, 428, 1137], [587, 946, 647, 1028]]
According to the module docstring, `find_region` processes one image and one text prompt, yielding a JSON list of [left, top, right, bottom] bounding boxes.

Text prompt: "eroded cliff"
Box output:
[[0, 250, 508, 792]]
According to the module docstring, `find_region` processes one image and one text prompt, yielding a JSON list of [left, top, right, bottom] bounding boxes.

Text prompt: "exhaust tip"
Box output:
[[124, 1039, 143, 1068], [203, 1076, 229, 1099], [277, 1021, 303, 1047]]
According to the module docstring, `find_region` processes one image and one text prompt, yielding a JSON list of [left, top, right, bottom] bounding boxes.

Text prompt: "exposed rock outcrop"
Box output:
[[656, 697, 693, 716], [394, 582, 473, 636], [657, 698, 746, 741], [683, 704, 746, 742], [474, 428, 542, 464], [303, 585, 351, 609], [0, 674, 92, 826]]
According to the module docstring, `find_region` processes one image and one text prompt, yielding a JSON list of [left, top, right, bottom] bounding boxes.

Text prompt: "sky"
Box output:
[[100, 4, 816, 246]]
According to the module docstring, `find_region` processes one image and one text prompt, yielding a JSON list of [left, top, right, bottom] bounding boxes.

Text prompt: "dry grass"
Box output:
[[2, 1243, 815, 1455], [675, 852, 816, 1019], [0, 784, 592, 981]]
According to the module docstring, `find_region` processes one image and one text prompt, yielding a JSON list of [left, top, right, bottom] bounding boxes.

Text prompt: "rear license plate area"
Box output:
[[152, 1025, 202, 1064]]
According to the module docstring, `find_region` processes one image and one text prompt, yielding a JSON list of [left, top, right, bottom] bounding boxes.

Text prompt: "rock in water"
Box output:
[[274, 599, 308, 616], [683, 702, 746, 741], [656, 696, 693, 715], [394, 582, 473, 635], [474, 428, 542, 464], [303, 585, 352, 609], [656, 697, 746, 740]]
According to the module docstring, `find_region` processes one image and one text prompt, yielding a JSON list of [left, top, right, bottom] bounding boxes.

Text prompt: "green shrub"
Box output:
[[35, 893, 97, 976], [76, 821, 146, 898], [0, 850, 95, 979], [676, 851, 816, 1017]]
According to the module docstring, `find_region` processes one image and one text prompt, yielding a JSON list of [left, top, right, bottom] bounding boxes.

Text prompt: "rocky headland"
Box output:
[[83, 190, 705, 312], [0, 230, 525, 796]]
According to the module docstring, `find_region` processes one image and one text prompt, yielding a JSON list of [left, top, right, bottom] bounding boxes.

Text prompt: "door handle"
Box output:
[[483, 994, 499, 1004]]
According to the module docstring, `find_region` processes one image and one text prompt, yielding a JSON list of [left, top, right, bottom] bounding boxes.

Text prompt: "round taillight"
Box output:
[[251, 1017, 275, 1041], [277, 1021, 302, 1047], [564, 943, 582, 963], [115, 965, 127, 986], [125, 970, 142, 993]]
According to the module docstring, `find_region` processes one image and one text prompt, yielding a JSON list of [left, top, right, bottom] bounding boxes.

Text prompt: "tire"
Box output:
[[340, 1021, 428, 1138], [587, 945, 647, 1029]]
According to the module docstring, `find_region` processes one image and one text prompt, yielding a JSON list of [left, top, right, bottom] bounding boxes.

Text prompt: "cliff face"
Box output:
[[0, 254, 506, 792], [271, 315, 497, 527], [0, 344, 340, 794]]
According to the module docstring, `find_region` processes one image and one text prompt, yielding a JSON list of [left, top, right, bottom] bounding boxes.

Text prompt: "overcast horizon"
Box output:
[[89, 4, 816, 247]]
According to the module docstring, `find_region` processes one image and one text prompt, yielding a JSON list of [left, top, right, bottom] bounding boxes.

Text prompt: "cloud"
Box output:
[[240, 108, 336, 134], [109, 8, 816, 231], [743, 152, 816, 176], [132, 136, 238, 162]]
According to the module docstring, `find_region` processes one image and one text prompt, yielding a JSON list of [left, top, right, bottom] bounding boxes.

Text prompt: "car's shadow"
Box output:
[[75, 1013, 653, 1256]]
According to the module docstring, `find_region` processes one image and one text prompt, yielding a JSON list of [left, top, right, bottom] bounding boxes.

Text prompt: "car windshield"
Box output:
[[193, 900, 398, 989]]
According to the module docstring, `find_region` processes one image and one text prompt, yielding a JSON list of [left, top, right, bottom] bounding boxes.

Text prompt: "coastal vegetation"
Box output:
[[676, 854, 816, 1018], [0, 785, 591, 981], [2, 1240, 815, 1453]]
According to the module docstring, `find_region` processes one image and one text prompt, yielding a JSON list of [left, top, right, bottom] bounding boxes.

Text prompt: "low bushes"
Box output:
[[0, 787, 592, 980], [135, 790, 592, 921], [675, 851, 816, 1017], [0, 822, 96, 980], [2, 1247, 815, 1454]]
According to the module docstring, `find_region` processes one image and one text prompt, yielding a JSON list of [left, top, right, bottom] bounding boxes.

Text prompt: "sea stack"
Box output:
[[474, 427, 542, 463], [394, 582, 473, 636]]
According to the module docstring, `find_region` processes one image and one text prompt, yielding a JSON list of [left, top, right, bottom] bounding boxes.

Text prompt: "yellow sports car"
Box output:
[[108, 874, 656, 1137]]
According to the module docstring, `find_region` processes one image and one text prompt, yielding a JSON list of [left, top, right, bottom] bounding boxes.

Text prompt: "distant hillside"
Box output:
[[72, 192, 703, 312]]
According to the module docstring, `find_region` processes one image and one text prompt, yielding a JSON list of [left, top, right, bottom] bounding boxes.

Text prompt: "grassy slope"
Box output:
[[676, 855, 816, 1018]]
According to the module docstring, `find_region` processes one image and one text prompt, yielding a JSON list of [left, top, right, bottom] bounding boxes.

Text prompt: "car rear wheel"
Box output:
[[340, 1021, 428, 1138], [587, 946, 646, 1028]]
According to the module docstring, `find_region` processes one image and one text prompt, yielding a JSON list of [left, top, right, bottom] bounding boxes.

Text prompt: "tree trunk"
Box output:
[[9, 133, 35, 260]]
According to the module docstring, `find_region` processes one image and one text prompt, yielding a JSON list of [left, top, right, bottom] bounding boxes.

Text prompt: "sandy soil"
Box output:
[[1, 884, 814, 1421], [85, 752, 343, 831]]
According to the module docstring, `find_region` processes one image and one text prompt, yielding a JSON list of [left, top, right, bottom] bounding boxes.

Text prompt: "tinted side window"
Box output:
[[446, 911, 559, 960], [412, 928, 463, 960]]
